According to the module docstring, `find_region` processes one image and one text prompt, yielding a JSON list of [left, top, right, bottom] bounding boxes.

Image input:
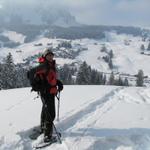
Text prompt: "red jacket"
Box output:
[[36, 58, 58, 94]]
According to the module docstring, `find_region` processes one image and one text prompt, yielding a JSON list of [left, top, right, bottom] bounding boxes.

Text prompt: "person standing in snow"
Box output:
[[35, 48, 63, 142]]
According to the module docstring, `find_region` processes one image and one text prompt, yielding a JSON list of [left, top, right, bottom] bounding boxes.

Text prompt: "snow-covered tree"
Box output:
[[109, 59, 113, 69], [76, 61, 91, 84], [116, 76, 123, 86], [147, 43, 150, 51], [102, 74, 107, 85], [124, 78, 129, 86], [108, 72, 115, 85], [101, 45, 107, 52], [140, 44, 145, 50], [94, 71, 102, 85], [15, 64, 29, 88], [90, 69, 97, 84], [1, 53, 17, 89], [109, 50, 114, 59], [136, 69, 144, 87]]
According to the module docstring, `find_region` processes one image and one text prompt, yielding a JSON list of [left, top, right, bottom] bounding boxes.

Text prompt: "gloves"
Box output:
[[57, 80, 63, 92]]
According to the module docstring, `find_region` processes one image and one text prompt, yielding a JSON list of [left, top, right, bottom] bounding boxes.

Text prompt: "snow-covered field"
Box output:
[[1, 85, 150, 150]]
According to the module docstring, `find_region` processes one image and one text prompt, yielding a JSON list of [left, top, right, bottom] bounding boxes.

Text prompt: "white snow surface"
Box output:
[[1, 85, 150, 150]]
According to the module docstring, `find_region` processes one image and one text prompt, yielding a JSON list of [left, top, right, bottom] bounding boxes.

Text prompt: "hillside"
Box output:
[[0, 26, 150, 87], [0, 28, 150, 75], [0, 86, 150, 150]]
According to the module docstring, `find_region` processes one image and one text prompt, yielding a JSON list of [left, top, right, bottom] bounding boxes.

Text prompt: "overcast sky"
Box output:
[[0, 0, 149, 27]]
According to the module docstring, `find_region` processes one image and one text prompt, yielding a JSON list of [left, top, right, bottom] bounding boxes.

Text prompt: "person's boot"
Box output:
[[40, 122, 44, 134], [44, 135, 57, 143], [44, 135, 52, 143], [44, 122, 53, 143]]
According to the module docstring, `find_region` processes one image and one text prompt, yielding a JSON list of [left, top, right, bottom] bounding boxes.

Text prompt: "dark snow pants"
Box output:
[[40, 92, 55, 137]]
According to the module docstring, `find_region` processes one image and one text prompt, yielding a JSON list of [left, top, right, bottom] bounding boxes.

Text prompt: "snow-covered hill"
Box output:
[[0, 85, 150, 150], [0, 30, 150, 77]]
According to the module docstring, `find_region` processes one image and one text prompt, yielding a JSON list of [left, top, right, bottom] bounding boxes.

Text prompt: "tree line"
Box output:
[[0, 53, 145, 90], [59, 61, 129, 86], [59, 62, 145, 87]]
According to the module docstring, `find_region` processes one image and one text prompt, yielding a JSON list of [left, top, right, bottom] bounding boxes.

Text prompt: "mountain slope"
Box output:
[[1, 30, 150, 75], [0, 85, 150, 150]]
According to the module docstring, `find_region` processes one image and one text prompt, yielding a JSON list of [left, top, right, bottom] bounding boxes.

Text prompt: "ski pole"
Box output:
[[56, 92, 60, 122]]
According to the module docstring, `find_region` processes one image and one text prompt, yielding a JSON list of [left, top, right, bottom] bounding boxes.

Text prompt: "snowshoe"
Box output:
[[33, 136, 58, 149], [29, 126, 61, 140]]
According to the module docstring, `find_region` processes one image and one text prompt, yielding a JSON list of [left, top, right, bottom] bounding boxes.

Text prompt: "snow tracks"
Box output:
[[58, 87, 123, 150], [58, 87, 150, 150]]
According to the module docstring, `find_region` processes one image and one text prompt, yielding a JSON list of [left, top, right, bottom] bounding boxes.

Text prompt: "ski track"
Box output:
[[57, 87, 124, 150], [57, 87, 150, 150], [137, 89, 150, 104], [58, 87, 123, 131]]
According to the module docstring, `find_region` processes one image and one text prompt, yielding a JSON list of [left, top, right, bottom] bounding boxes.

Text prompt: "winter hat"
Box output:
[[43, 48, 54, 57]]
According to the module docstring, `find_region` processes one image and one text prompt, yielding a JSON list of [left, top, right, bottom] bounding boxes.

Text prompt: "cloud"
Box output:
[[66, 0, 150, 26], [117, 0, 150, 13], [114, 0, 150, 26], [0, 0, 149, 26]]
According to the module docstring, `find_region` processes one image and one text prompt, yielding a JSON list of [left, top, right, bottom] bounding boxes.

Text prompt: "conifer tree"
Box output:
[[109, 50, 114, 59], [140, 44, 145, 50], [98, 73, 103, 85], [101, 45, 107, 52], [109, 59, 113, 69], [2, 53, 17, 89], [15, 65, 29, 87], [136, 69, 144, 86], [95, 72, 101, 85], [147, 43, 150, 51], [124, 77, 129, 86], [117, 76, 123, 86], [102, 74, 106, 85], [90, 69, 97, 84], [76, 61, 91, 84], [109, 72, 115, 85]]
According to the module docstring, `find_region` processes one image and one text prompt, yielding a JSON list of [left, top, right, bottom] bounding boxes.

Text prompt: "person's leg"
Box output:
[[40, 92, 47, 133], [44, 94, 55, 141], [40, 105, 45, 133]]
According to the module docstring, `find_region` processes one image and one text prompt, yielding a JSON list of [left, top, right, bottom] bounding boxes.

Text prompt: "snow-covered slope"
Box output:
[[0, 31, 150, 76], [0, 85, 150, 150]]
